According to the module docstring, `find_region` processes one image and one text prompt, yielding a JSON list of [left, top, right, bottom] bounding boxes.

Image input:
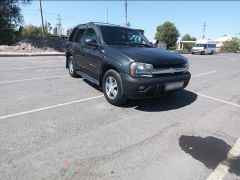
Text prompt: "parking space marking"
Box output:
[[197, 92, 240, 108], [0, 75, 68, 84], [0, 95, 103, 120], [207, 137, 240, 180], [0, 66, 63, 71], [192, 71, 217, 77]]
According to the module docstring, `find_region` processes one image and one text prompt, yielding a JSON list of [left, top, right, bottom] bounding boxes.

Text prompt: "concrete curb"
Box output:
[[0, 52, 65, 57]]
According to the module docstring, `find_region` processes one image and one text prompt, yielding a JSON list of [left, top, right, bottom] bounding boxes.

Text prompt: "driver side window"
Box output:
[[83, 28, 98, 42]]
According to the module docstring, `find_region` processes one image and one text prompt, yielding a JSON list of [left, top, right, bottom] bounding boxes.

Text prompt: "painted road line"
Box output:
[[192, 71, 217, 77], [0, 95, 104, 120], [207, 137, 240, 180], [197, 93, 240, 108], [0, 75, 68, 84], [0, 66, 63, 71]]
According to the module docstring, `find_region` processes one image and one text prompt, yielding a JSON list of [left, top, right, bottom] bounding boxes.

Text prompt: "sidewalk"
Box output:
[[0, 52, 65, 57]]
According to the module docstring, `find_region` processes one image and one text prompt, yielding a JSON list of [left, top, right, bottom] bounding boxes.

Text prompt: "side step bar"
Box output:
[[76, 70, 100, 85]]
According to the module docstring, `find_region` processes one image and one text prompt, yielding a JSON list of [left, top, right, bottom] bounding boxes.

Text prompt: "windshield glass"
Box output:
[[196, 44, 207, 48], [100, 26, 152, 47]]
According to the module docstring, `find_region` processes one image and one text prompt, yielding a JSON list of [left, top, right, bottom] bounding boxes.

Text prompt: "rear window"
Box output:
[[69, 28, 78, 42]]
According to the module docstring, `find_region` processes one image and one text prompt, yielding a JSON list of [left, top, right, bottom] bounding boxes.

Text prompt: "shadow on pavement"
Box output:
[[179, 135, 240, 176], [122, 90, 197, 112]]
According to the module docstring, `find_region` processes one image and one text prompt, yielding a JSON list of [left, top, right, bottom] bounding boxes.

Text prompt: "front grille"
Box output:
[[153, 63, 184, 69]]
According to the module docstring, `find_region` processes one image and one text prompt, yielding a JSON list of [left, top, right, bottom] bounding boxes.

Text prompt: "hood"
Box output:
[[106, 46, 187, 66]]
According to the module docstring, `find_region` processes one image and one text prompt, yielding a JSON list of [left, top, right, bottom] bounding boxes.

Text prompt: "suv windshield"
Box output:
[[100, 26, 152, 47], [196, 44, 207, 48]]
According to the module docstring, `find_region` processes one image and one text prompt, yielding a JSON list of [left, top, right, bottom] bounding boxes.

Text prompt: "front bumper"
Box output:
[[121, 72, 191, 99]]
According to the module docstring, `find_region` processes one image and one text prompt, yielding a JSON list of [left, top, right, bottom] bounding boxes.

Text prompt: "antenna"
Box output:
[[56, 14, 62, 36], [203, 22, 206, 39], [107, 8, 108, 24], [125, 0, 128, 26]]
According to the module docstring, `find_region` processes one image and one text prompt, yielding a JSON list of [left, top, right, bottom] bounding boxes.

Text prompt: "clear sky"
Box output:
[[21, 1, 240, 40]]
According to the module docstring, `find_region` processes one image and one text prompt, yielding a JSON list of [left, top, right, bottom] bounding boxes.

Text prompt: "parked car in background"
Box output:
[[66, 22, 191, 105], [192, 39, 217, 55]]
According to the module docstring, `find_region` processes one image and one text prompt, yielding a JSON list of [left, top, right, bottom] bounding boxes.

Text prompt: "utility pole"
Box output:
[[125, 0, 128, 26], [202, 22, 206, 39], [56, 14, 62, 37], [39, 0, 45, 37]]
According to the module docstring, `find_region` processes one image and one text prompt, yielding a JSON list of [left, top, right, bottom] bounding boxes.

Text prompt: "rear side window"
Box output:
[[74, 29, 85, 43], [69, 28, 78, 42]]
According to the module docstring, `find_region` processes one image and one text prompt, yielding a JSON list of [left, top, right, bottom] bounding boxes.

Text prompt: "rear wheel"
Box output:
[[210, 50, 214, 55], [103, 69, 127, 106], [68, 56, 79, 78]]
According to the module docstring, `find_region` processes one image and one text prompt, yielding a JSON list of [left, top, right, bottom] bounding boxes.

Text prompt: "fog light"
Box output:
[[138, 85, 147, 91]]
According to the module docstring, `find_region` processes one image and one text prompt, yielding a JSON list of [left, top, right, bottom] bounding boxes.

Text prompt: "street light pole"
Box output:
[[39, 0, 45, 37]]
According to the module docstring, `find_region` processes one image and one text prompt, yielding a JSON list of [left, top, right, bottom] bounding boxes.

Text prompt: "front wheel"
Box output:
[[103, 69, 127, 106]]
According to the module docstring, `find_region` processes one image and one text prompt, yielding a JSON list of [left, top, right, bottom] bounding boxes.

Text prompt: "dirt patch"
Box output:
[[0, 37, 67, 53]]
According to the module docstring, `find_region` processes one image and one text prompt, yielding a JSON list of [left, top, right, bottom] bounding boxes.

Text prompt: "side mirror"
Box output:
[[84, 38, 99, 48]]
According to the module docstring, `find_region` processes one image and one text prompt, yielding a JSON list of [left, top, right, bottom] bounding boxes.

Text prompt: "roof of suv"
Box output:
[[74, 22, 128, 29]]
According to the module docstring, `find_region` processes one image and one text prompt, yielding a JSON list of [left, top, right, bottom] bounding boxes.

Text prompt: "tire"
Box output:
[[102, 69, 127, 106], [210, 51, 214, 55], [200, 51, 205, 55], [68, 56, 79, 78]]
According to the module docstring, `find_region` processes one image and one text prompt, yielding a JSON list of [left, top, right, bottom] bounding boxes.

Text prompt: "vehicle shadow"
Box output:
[[179, 135, 240, 176], [122, 90, 197, 112], [83, 79, 197, 112]]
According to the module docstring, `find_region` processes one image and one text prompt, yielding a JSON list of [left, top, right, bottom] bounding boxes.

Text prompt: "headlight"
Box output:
[[184, 61, 189, 70], [130, 62, 153, 77]]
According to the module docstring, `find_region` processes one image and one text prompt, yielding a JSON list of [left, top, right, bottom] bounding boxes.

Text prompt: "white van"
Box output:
[[191, 39, 217, 55]]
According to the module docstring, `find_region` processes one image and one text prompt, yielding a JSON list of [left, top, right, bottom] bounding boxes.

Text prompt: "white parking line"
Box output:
[[0, 66, 63, 71], [207, 137, 240, 180], [0, 95, 104, 120], [192, 71, 217, 77], [197, 92, 240, 108], [0, 75, 68, 84]]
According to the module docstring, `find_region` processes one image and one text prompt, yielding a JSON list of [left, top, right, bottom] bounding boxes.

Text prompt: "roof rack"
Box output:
[[88, 22, 121, 27]]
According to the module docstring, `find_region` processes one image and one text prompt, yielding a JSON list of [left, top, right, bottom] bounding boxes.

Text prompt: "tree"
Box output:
[[0, 0, 31, 45], [21, 24, 43, 39], [221, 38, 240, 53], [155, 21, 180, 49], [181, 33, 197, 51]]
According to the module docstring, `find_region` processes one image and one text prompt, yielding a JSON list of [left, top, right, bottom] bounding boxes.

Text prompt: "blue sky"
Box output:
[[21, 1, 240, 40]]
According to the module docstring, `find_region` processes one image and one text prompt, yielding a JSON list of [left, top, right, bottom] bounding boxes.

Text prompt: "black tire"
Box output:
[[68, 56, 79, 78], [102, 69, 127, 106], [200, 51, 205, 55], [210, 51, 214, 55]]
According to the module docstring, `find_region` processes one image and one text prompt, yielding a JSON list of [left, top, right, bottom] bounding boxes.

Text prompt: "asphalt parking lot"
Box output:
[[0, 53, 240, 180]]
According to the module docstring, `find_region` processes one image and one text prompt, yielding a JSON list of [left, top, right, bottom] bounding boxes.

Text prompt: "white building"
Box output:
[[215, 35, 232, 51]]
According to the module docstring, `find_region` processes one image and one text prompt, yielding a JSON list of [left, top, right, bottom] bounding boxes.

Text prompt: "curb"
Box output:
[[0, 52, 65, 57]]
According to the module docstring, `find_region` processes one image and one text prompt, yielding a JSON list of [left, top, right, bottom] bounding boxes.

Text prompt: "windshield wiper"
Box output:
[[127, 42, 153, 47], [111, 42, 130, 46]]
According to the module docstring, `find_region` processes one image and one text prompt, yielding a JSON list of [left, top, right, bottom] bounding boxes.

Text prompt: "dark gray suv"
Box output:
[[66, 22, 191, 105]]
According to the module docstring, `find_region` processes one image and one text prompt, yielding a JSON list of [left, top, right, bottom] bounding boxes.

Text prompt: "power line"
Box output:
[[56, 14, 62, 36], [203, 22, 206, 39]]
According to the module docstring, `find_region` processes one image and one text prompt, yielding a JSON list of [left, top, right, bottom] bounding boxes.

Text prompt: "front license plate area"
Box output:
[[164, 81, 184, 91]]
